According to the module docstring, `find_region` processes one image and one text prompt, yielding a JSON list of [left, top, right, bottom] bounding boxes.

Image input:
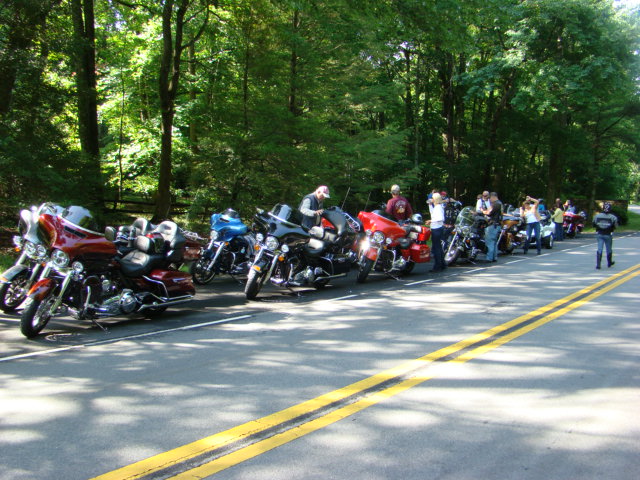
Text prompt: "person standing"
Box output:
[[551, 200, 564, 241], [476, 191, 491, 212], [299, 185, 330, 229], [520, 196, 542, 255], [593, 202, 618, 269], [482, 192, 502, 262], [386, 184, 413, 222], [426, 192, 446, 272]]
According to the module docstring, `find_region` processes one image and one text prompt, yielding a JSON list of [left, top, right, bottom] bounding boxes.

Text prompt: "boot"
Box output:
[[607, 253, 615, 268], [596, 252, 602, 270]]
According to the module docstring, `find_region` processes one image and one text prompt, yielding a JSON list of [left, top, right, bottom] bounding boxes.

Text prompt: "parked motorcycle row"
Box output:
[[1, 201, 586, 338]]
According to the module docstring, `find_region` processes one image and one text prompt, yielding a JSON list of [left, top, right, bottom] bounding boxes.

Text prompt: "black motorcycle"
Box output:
[[444, 206, 488, 265], [244, 204, 356, 299]]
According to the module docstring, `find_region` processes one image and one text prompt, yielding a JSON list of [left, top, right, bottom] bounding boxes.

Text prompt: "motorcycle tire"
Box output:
[[20, 294, 56, 338], [444, 240, 461, 266], [313, 279, 330, 289], [245, 268, 265, 300], [190, 256, 217, 285], [403, 261, 415, 274], [544, 235, 554, 249], [356, 257, 374, 283], [0, 270, 29, 313]]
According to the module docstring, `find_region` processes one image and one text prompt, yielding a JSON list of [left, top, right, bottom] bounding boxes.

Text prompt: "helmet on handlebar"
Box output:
[[410, 213, 423, 224]]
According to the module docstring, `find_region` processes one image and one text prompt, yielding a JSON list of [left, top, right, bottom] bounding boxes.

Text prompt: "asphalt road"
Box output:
[[1, 231, 639, 480]]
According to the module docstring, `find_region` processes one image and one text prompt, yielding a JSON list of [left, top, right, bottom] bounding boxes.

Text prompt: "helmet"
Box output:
[[410, 213, 423, 224]]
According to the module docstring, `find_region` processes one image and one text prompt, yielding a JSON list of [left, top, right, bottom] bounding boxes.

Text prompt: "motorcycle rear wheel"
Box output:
[[0, 270, 29, 313], [20, 294, 56, 338], [245, 268, 265, 300], [190, 256, 217, 285], [356, 257, 374, 283], [403, 261, 415, 274]]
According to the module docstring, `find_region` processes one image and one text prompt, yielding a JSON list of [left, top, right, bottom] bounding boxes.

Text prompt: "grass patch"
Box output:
[[0, 249, 16, 271], [620, 209, 640, 232]]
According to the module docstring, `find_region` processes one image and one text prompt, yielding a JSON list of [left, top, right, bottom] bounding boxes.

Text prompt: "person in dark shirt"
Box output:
[[386, 184, 413, 222], [592, 202, 618, 269], [299, 185, 330, 229], [482, 192, 503, 262]]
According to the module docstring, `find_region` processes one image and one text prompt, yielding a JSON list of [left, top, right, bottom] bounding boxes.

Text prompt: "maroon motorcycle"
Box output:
[[563, 211, 586, 238], [19, 206, 195, 338]]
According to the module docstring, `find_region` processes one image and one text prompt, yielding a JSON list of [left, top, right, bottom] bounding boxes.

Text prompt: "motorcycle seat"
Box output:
[[117, 250, 166, 277], [308, 226, 339, 245], [154, 221, 186, 262]]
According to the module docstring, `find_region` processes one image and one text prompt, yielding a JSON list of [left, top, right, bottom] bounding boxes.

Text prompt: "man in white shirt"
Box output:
[[475, 191, 491, 212]]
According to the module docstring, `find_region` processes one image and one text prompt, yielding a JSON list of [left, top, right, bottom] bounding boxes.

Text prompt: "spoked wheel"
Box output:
[[0, 270, 29, 313], [190, 256, 218, 285], [356, 257, 374, 283], [245, 268, 265, 300], [20, 293, 56, 338]]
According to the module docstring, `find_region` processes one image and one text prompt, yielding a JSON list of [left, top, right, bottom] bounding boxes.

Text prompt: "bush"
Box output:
[[609, 205, 628, 225]]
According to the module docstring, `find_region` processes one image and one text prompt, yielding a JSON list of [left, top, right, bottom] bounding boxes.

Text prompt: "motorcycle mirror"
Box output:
[[104, 226, 117, 242]]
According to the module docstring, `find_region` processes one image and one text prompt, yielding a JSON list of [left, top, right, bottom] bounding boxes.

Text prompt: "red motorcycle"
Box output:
[[563, 211, 586, 238], [355, 210, 431, 283], [19, 206, 195, 338]]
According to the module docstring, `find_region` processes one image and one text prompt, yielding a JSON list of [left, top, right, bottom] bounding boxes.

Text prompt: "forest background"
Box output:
[[1, 0, 639, 231]]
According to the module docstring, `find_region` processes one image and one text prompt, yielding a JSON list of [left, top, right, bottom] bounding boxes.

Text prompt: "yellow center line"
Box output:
[[91, 263, 640, 480]]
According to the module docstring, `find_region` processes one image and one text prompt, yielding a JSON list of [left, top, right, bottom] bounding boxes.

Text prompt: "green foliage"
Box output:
[[1, 0, 639, 227]]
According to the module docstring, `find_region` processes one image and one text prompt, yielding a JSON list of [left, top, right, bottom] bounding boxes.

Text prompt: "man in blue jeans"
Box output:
[[482, 192, 503, 262]]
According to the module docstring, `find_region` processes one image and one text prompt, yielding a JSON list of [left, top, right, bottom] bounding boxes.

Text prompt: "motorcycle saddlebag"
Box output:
[[319, 255, 351, 275], [148, 269, 196, 296], [417, 226, 431, 242], [406, 243, 431, 263]]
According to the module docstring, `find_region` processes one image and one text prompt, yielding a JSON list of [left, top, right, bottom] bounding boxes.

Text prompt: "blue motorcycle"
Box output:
[[190, 208, 255, 285]]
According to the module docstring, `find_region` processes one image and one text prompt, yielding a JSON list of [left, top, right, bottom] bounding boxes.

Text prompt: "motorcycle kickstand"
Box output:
[[90, 317, 109, 333]]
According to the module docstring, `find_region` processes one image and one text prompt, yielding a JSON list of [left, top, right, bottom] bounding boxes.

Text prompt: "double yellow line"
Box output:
[[92, 263, 640, 480]]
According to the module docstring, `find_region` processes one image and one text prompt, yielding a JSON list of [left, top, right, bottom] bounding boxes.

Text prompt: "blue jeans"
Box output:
[[484, 224, 500, 261], [431, 227, 445, 270], [554, 222, 564, 241], [596, 233, 612, 255], [524, 222, 541, 253]]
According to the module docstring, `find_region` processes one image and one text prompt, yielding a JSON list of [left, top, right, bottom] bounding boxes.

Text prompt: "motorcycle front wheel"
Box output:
[[444, 239, 461, 266], [356, 257, 374, 283], [20, 293, 56, 338], [0, 270, 29, 313], [190, 255, 218, 285], [245, 268, 265, 300]]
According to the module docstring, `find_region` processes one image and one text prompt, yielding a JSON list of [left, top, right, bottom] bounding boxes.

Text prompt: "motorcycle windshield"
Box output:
[[59, 205, 102, 233], [455, 207, 476, 227], [269, 204, 304, 227]]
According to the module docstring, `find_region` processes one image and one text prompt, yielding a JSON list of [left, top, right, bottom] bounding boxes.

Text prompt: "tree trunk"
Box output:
[[153, 0, 189, 222], [70, 0, 103, 207]]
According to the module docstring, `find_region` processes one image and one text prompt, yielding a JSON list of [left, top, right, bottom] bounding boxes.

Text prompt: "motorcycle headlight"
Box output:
[[385, 237, 393, 245], [256, 233, 264, 243], [210, 230, 219, 241], [72, 261, 84, 274], [265, 236, 279, 251], [24, 241, 36, 257], [52, 249, 70, 268], [281, 244, 290, 253], [36, 244, 47, 258], [372, 231, 385, 244], [12, 235, 23, 248]]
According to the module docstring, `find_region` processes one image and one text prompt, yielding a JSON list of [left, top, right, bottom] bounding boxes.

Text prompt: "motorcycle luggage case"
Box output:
[[406, 243, 431, 263], [318, 255, 351, 275], [148, 270, 196, 296]]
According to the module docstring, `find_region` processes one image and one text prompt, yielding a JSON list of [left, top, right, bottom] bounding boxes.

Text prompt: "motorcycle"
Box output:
[[19, 206, 195, 338], [497, 206, 522, 254], [563, 211, 586, 238], [190, 208, 255, 285], [0, 203, 63, 312], [444, 206, 488, 265], [355, 210, 431, 283], [244, 204, 356, 299]]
